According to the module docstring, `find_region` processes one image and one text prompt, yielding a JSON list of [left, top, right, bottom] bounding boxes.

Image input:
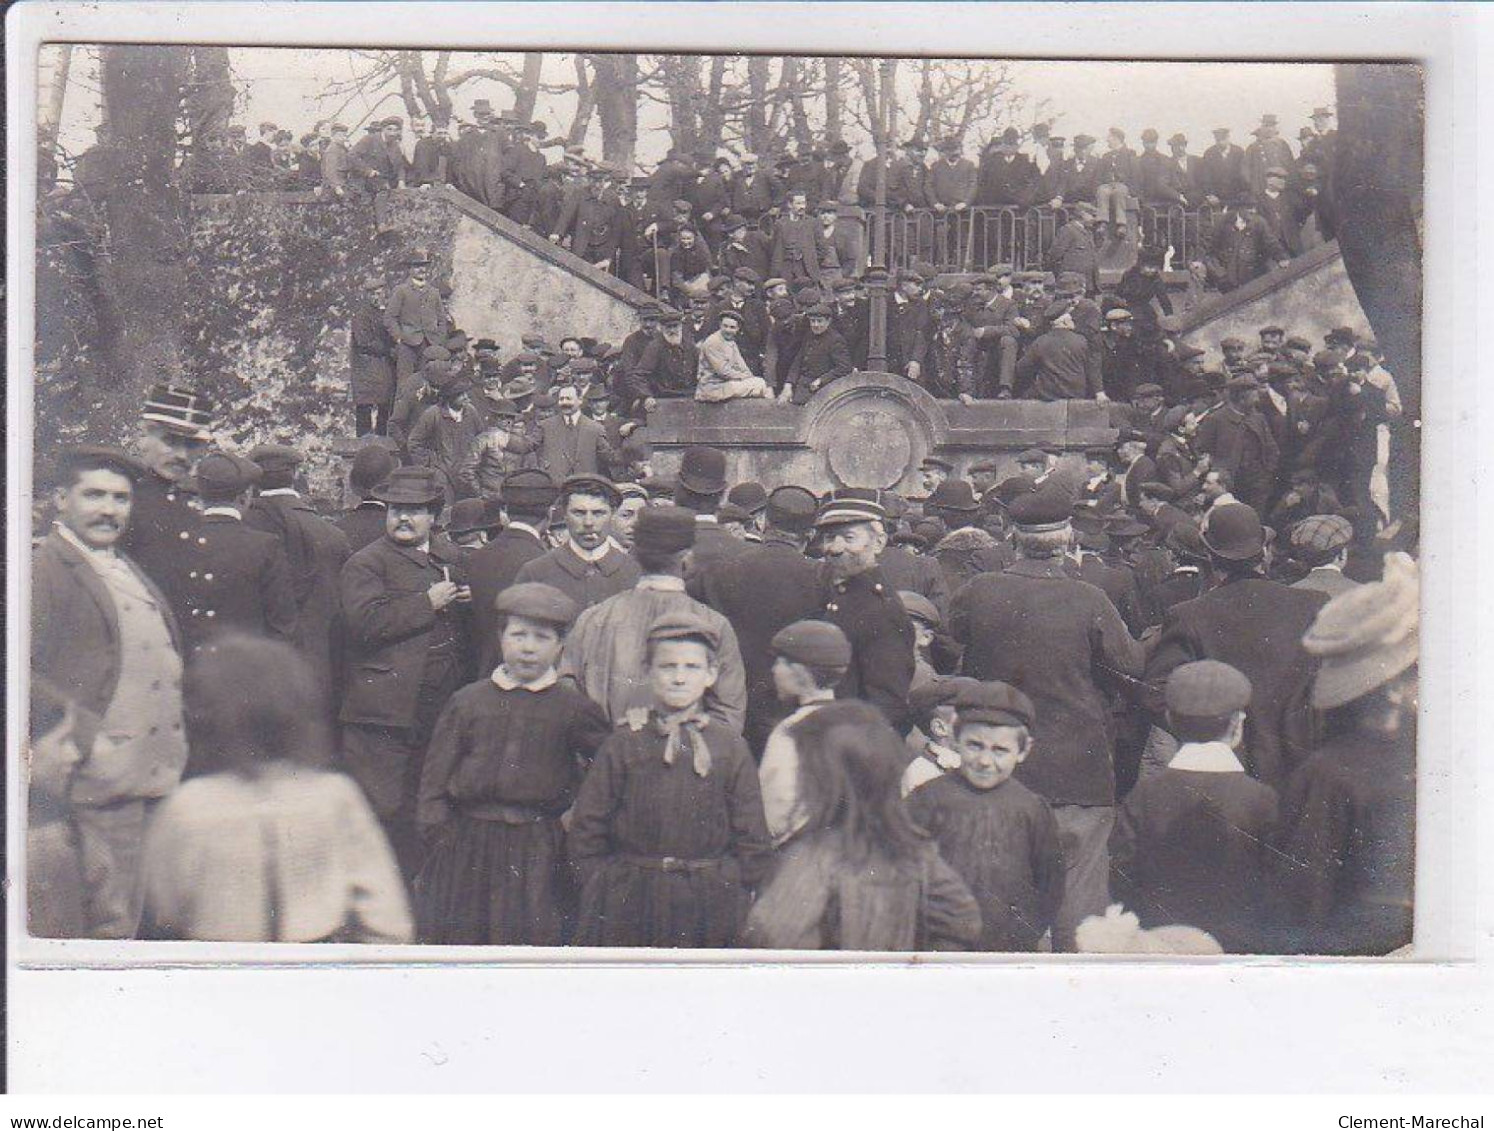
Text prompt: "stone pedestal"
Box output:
[[645, 371, 1117, 495]]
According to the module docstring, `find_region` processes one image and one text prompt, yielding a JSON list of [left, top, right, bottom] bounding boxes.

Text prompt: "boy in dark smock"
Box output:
[[569, 610, 772, 947]]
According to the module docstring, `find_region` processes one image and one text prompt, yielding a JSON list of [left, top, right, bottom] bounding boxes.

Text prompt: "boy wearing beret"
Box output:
[[569, 611, 772, 947], [415, 582, 611, 945], [1109, 660, 1280, 953], [757, 619, 853, 845], [906, 681, 1065, 952]]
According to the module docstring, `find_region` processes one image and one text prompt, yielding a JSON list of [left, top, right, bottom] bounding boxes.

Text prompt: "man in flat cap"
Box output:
[[30, 446, 190, 938], [514, 474, 640, 611], [949, 484, 1143, 951], [814, 489, 916, 731], [1111, 659, 1280, 953], [178, 451, 298, 655], [1144, 502, 1330, 790], [244, 444, 353, 712], [349, 117, 406, 229], [1015, 302, 1103, 402], [562, 506, 747, 733], [1193, 375, 1280, 509], [783, 303, 854, 405], [1279, 553, 1417, 955], [1288, 514, 1359, 598], [385, 252, 449, 387], [406, 368, 482, 506], [339, 466, 472, 876], [694, 485, 825, 754]]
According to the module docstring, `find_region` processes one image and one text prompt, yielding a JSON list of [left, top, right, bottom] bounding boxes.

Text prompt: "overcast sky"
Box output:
[[45, 46, 1336, 168]]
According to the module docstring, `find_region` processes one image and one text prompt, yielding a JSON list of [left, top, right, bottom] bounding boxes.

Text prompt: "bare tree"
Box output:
[[590, 54, 640, 169]]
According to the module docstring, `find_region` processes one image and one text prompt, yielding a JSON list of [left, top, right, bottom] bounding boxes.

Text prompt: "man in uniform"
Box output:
[[244, 444, 353, 713], [121, 385, 215, 622], [514, 473, 640, 610], [177, 451, 298, 655], [340, 466, 471, 877], [949, 485, 1143, 951], [814, 489, 916, 731]]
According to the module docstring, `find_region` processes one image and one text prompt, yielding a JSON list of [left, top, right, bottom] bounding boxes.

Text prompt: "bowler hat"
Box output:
[[1200, 502, 1265, 561], [349, 444, 399, 493], [500, 468, 559, 510], [373, 467, 445, 507], [927, 479, 980, 515], [495, 582, 579, 629], [770, 619, 852, 669], [677, 446, 729, 494], [446, 497, 502, 535]]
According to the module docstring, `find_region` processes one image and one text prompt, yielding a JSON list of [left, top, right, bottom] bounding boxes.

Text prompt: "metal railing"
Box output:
[[874, 203, 1220, 274]]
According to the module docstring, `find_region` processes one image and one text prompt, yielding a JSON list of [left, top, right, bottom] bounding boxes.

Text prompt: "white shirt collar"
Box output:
[[54, 520, 117, 561], [567, 539, 612, 563], [695, 514, 718, 525], [202, 505, 242, 519], [505, 520, 542, 540], [636, 575, 686, 592], [491, 666, 559, 692], [1169, 741, 1245, 774], [258, 487, 299, 498]]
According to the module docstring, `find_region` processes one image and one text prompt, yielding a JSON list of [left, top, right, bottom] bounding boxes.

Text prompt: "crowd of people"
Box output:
[[28, 275, 1418, 952], [186, 103, 1338, 297]]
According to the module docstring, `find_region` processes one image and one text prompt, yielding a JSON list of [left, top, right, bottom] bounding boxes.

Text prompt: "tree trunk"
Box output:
[[915, 59, 935, 142], [700, 55, 728, 153], [593, 54, 639, 171], [782, 57, 813, 151], [746, 56, 771, 154], [513, 51, 544, 120], [568, 55, 597, 147], [39, 45, 73, 157], [184, 47, 234, 153], [824, 56, 843, 144], [97, 44, 192, 409], [664, 55, 700, 154]]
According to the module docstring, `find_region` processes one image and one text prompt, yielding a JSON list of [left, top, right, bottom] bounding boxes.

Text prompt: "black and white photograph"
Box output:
[[19, 32, 1430, 960]]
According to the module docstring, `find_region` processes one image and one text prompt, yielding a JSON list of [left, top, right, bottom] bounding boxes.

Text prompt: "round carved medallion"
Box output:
[[827, 406, 914, 488]]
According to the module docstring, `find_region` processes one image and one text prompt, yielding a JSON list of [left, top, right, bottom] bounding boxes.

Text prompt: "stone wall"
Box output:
[[1167, 241, 1373, 364]]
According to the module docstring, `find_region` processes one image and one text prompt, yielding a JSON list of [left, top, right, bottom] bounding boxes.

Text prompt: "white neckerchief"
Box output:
[[258, 487, 299, 498], [491, 665, 559, 692], [1169, 741, 1245, 774], [636, 574, 686, 592], [54, 520, 117, 561], [202, 506, 242, 519]]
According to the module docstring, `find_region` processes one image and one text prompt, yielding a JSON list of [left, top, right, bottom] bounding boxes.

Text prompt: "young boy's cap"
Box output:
[[647, 609, 721, 652], [770, 619, 851, 670], [1164, 660, 1252, 718], [954, 681, 1036, 729], [898, 591, 942, 628], [495, 582, 579, 629]]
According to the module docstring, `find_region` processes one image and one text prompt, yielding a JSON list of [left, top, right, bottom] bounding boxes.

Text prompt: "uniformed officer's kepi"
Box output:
[[814, 487, 887, 530], [143, 384, 215, 441]]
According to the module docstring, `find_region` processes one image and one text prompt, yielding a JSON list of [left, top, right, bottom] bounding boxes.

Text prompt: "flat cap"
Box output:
[[495, 581, 580, 629], [770, 619, 852, 669], [1105, 308, 1134, 323], [1007, 484, 1072, 531], [954, 680, 1037, 730], [1131, 383, 1164, 400], [55, 444, 147, 486], [560, 473, 622, 507], [189, 450, 262, 495], [677, 445, 728, 495], [520, 333, 549, 349], [1169, 133, 1189, 146], [990, 475, 1039, 507], [1226, 374, 1259, 392], [1166, 519, 1210, 562], [372, 466, 445, 507], [763, 277, 788, 290], [920, 455, 954, 473], [1016, 448, 1048, 464], [1303, 552, 1419, 708], [647, 608, 722, 652], [1138, 480, 1177, 500], [633, 505, 697, 555], [1291, 513, 1354, 558], [1314, 349, 1347, 371], [898, 591, 942, 628], [1165, 660, 1253, 719], [726, 481, 769, 514], [246, 444, 303, 475], [1259, 324, 1285, 336], [732, 266, 762, 285], [765, 485, 819, 534], [1201, 502, 1264, 561], [815, 487, 887, 529]]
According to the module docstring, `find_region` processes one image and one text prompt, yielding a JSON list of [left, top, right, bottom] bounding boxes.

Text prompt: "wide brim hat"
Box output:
[[372, 467, 445, 507], [1303, 552, 1418, 709]]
